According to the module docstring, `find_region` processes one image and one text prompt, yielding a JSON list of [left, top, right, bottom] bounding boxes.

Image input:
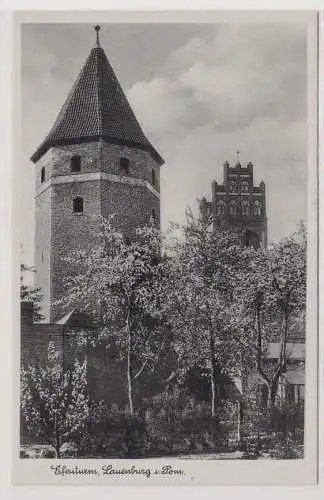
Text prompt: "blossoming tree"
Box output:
[[21, 342, 89, 456]]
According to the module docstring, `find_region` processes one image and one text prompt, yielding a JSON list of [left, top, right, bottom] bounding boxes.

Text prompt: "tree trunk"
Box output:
[[267, 373, 281, 408], [208, 329, 217, 418], [237, 401, 242, 443], [126, 311, 134, 416], [54, 415, 60, 457], [210, 367, 216, 418]]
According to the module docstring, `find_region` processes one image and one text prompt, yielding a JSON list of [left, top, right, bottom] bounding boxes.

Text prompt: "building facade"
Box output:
[[31, 27, 163, 322], [201, 160, 267, 248]]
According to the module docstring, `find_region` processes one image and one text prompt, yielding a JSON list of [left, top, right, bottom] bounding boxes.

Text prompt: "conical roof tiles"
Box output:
[[31, 45, 163, 164]]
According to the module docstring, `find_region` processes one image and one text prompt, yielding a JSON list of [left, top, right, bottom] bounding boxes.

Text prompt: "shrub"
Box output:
[[77, 403, 149, 458], [144, 389, 238, 455], [269, 436, 303, 459]]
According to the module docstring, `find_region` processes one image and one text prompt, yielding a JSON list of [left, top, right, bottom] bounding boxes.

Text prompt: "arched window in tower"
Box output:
[[241, 179, 249, 192], [241, 200, 250, 216], [41, 166, 45, 183], [244, 229, 260, 249], [73, 197, 83, 214], [253, 200, 262, 216], [229, 180, 235, 192], [229, 201, 237, 216], [120, 157, 129, 175], [217, 200, 225, 215], [71, 155, 81, 173], [152, 168, 156, 187]]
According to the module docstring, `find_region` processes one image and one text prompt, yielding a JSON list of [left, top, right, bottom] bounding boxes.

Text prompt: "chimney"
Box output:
[[21, 302, 34, 325]]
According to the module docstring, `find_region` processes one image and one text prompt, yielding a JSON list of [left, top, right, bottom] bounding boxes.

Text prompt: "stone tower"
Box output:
[[31, 26, 164, 322], [201, 159, 267, 248]]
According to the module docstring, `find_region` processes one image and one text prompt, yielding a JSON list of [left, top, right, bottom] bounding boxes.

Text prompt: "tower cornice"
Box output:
[[35, 171, 160, 200]]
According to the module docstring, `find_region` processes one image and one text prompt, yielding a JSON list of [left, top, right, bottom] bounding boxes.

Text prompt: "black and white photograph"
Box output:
[[13, 10, 318, 485]]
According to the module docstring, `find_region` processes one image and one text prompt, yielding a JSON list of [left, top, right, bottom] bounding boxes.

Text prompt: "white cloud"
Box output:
[[126, 24, 307, 241], [21, 23, 308, 268]]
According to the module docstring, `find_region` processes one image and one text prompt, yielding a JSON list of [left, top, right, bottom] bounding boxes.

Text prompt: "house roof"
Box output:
[[267, 342, 305, 360], [56, 308, 92, 328], [31, 30, 164, 165], [284, 370, 305, 385]]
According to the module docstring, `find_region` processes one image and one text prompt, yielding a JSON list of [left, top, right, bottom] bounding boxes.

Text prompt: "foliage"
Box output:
[[240, 396, 272, 441], [144, 386, 238, 455], [22, 210, 306, 457], [20, 342, 90, 455], [270, 403, 304, 436], [20, 263, 44, 322], [162, 208, 252, 417], [232, 224, 306, 407], [61, 216, 170, 416], [77, 403, 149, 458], [268, 434, 304, 459]]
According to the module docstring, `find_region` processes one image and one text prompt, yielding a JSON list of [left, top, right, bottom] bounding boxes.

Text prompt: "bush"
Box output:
[[59, 442, 78, 458], [124, 415, 149, 457], [144, 389, 238, 455], [269, 436, 303, 459], [19, 445, 57, 459], [77, 403, 149, 458], [78, 390, 241, 458]]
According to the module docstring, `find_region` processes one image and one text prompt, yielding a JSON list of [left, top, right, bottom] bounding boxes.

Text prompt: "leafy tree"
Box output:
[[234, 224, 306, 407], [21, 342, 89, 456], [20, 263, 44, 322], [62, 216, 169, 416], [163, 209, 250, 417]]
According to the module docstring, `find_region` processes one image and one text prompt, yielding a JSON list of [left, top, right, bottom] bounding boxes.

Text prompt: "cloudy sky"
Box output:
[[21, 21, 308, 267]]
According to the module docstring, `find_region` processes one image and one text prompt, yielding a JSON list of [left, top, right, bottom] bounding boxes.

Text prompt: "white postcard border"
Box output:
[[10, 8, 319, 487]]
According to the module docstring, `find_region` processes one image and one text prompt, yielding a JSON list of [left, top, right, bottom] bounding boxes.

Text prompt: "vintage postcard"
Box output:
[[12, 10, 318, 485]]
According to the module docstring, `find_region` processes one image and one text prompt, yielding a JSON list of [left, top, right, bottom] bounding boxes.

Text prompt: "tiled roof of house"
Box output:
[[56, 308, 92, 327], [31, 37, 163, 165], [267, 342, 305, 360]]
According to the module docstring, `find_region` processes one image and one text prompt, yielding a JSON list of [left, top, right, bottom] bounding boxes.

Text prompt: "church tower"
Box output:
[[31, 26, 164, 322], [201, 158, 267, 248]]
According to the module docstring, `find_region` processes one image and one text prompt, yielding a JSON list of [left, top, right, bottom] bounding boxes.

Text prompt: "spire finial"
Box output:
[[236, 150, 241, 167], [94, 25, 101, 46]]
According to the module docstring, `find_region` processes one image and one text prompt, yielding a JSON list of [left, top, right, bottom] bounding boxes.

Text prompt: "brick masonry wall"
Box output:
[[35, 149, 54, 191], [99, 141, 161, 191], [21, 323, 64, 368], [101, 180, 160, 238], [35, 185, 52, 321], [21, 320, 174, 411], [34, 139, 161, 322], [38, 140, 161, 191], [50, 179, 102, 322]]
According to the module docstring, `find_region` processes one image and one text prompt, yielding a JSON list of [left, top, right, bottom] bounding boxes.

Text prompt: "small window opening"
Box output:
[[229, 202, 237, 216], [41, 167, 45, 183], [73, 197, 83, 214], [152, 169, 156, 186], [253, 201, 262, 216], [120, 157, 129, 174], [150, 208, 156, 224], [71, 155, 81, 173], [242, 201, 250, 216], [217, 201, 225, 215]]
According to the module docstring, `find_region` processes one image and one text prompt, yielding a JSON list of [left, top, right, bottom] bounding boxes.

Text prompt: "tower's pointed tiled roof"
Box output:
[[31, 26, 163, 165]]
